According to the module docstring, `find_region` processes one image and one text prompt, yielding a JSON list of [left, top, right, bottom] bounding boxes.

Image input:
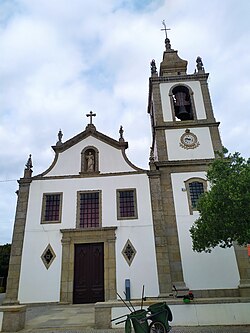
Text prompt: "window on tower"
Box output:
[[117, 189, 138, 220], [77, 191, 101, 228], [172, 85, 194, 121], [185, 178, 207, 214], [41, 193, 63, 224]]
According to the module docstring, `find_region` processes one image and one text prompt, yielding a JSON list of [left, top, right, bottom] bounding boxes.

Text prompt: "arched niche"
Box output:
[[81, 146, 99, 173]]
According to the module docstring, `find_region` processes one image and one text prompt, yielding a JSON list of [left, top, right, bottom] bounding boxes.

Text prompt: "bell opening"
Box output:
[[172, 86, 193, 121]]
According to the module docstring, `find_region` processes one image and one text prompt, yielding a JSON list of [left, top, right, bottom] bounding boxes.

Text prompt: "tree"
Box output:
[[190, 150, 250, 253], [0, 243, 11, 291]]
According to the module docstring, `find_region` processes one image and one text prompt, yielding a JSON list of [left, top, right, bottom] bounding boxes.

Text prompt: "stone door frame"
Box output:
[[60, 227, 117, 304]]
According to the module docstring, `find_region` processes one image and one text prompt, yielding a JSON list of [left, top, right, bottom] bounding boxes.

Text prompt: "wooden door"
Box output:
[[73, 243, 104, 304]]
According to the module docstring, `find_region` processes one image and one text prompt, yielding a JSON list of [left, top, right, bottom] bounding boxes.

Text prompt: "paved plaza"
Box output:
[[1, 294, 250, 333], [21, 303, 250, 333]]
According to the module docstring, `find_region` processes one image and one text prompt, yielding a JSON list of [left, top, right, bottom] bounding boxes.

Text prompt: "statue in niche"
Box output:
[[86, 151, 95, 172]]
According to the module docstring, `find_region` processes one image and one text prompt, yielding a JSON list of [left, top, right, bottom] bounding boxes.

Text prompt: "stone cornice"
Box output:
[[31, 170, 147, 181], [150, 72, 209, 84], [17, 178, 32, 185], [155, 158, 214, 168], [154, 120, 220, 130], [60, 226, 117, 234]]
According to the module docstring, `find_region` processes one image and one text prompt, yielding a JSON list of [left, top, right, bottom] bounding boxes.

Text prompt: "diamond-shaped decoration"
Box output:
[[41, 244, 56, 269], [122, 239, 137, 266]]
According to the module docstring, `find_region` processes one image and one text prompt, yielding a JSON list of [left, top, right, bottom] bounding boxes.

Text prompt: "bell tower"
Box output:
[[147, 29, 223, 296]]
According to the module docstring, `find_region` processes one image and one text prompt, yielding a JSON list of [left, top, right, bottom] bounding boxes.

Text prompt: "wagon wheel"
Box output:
[[149, 321, 166, 333]]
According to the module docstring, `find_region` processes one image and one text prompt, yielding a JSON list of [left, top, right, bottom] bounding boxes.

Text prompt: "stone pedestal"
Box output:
[[95, 302, 112, 329], [0, 305, 26, 332], [239, 280, 250, 297]]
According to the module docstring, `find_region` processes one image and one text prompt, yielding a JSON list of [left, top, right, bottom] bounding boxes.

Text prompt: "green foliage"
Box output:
[[0, 243, 11, 290], [190, 150, 250, 252]]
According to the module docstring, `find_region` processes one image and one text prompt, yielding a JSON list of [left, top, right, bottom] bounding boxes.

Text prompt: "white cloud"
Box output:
[[0, 0, 250, 243]]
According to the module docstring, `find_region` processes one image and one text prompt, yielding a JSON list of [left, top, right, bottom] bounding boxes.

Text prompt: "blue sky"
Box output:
[[0, 0, 250, 244]]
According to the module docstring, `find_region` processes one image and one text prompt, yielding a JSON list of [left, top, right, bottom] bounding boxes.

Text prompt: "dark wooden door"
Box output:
[[73, 243, 104, 304]]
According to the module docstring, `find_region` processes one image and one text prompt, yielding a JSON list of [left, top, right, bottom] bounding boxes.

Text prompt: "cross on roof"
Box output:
[[86, 111, 96, 125], [161, 20, 171, 39]]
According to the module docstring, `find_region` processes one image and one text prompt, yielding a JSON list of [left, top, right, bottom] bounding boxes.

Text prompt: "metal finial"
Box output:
[[161, 20, 171, 50], [161, 20, 170, 38], [86, 111, 96, 125]]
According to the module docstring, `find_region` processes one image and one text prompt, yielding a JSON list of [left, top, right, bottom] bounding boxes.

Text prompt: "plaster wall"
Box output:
[[18, 173, 159, 303], [165, 127, 214, 160], [171, 172, 240, 290], [46, 136, 135, 177], [160, 81, 206, 121], [112, 302, 250, 327], [116, 224, 159, 298]]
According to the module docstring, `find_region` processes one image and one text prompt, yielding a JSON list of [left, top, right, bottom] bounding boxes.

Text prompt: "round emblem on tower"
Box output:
[[180, 129, 200, 150]]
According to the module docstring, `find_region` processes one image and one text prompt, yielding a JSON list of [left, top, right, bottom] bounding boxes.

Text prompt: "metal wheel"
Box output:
[[149, 321, 166, 333]]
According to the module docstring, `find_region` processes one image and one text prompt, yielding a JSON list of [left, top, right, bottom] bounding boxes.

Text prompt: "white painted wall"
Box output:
[[171, 172, 240, 290], [46, 136, 135, 176], [116, 224, 159, 298], [160, 81, 207, 121], [111, 302, 250, 327], [19, 173, 159, 303], [165, 127, 215, 160]]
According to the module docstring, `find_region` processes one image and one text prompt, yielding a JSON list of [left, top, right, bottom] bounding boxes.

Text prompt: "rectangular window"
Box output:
[[41, 193, 62, 224], [117, 189, 138, 220], [78, 191, 100, 228]]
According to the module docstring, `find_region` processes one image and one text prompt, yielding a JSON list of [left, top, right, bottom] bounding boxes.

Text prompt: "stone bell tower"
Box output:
[[147, 28, 226, 296], [148, 26, 250, 297]]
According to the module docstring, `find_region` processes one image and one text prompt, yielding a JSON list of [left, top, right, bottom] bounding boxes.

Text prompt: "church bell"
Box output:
[[173, 90, 192, 120]]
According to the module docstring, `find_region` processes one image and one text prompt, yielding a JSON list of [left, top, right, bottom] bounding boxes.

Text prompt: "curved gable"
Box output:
[[40, 126, 143, 177]]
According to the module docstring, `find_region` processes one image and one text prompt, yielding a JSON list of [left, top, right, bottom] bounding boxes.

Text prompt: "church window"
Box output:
[[185, 178, 207, 214], [171, 85, 195, 121], [117, 189, 138, 220], [77, 191, 101, 228], [41, 193, 63, 224]]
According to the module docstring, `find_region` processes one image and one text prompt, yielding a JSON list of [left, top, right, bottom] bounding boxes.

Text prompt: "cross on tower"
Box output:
[[86, 111, 96, 125], [161, 20, 171, 38]]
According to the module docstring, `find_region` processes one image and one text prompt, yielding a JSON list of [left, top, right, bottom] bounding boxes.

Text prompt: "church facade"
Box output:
[[4, 37, 250, 305]]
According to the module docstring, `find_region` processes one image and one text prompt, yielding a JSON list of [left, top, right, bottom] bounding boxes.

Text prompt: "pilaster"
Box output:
[[148, 169, 172, 295], [148, 168, 187, 295], [4, 178, 32, 305], [159, 169, 187, 291]]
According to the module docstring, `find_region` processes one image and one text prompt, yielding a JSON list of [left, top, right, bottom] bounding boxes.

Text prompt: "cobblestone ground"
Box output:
[[19, 326, 250, 333]]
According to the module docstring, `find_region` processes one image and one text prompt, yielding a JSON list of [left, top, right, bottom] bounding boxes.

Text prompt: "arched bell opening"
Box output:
[[172, 85, 194, 121]]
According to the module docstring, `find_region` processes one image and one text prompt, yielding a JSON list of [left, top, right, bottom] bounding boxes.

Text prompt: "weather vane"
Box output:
[[161, 20, 171, 39]]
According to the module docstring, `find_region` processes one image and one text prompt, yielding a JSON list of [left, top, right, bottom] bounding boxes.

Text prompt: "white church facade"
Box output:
[[4, 36, 250, 305]]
